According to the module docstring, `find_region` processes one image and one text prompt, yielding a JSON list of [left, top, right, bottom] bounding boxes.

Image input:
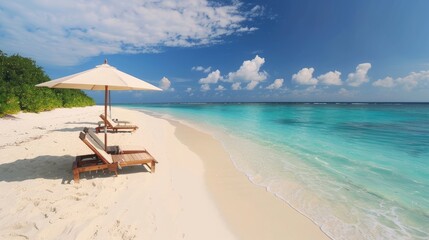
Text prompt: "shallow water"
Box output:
[[119, 103, 429, 240]]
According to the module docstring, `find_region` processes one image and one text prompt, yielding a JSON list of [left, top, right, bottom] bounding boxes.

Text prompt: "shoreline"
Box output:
[[167, 118, 330, 240], [0, 106, 329, 239]]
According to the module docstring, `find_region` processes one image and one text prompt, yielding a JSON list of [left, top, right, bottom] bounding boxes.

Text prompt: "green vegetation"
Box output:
[[0, 51, 94, 117]]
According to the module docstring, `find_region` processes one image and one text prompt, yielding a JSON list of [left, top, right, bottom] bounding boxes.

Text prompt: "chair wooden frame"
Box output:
[[73, 131, 158, 183], [95, 114, 138, 133]]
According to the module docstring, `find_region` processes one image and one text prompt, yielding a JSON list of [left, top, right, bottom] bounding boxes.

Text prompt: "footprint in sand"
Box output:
[[91, 229, 99, 239], [69, 196, 81, 201], [88, 202, 100, 210], [108, 220, 137, 240], [50, 206, 57, 213], [75, 192, 89, 197], [7, 233, 29, 240], [11, 221, 36, 234]]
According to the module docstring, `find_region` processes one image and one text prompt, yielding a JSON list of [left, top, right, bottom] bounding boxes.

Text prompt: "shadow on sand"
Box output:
[[51, 127, 88, 132], [0, 155, 150, 184], [65, 121, 98, 125]]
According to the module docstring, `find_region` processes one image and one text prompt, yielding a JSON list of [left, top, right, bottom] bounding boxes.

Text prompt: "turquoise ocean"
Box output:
[[119, 103, 428, 240]]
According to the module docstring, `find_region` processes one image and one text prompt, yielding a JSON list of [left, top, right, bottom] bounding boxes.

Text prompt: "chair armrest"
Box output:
[[115, 120, 131, 125]]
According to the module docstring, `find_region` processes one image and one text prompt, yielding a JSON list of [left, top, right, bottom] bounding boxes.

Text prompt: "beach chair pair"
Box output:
[[95, 114, 138, 133], [72, 128, 157, 183]]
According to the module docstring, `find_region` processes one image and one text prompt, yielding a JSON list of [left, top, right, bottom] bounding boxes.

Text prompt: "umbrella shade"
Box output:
[[36, 61, 162, 150], [36, 63, 162, 91]]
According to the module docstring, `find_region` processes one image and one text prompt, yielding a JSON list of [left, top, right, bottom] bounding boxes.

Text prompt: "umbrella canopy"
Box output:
[[36, 60, 162, 149], [37, 62, 161, 91]]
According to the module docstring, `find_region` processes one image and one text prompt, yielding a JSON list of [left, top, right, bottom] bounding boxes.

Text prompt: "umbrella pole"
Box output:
[[109, 90, 112, 119], [104, 86, 108, 150]]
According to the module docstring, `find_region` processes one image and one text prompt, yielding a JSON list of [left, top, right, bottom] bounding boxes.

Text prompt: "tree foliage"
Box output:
[[0, 51, 95, 117]]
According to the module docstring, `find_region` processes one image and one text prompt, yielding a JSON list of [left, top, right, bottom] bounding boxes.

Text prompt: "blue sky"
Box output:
[[1, 0, 429, 103]]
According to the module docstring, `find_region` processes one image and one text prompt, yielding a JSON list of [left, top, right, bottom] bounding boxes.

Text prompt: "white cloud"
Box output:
[[266, 78, 284, 89], [185, 87, 193, 96], [199, 70, 222, 84], [372, 77, 396, 88], [215, 85, 226, 91], [227, 55, 268, 83], [0, 1, 260, 66], [249, 5, 264, 17], [292, 68, 318, 85], [197, 56, 269, 91], [231, 82, 241, 90], [192, 66, 212, 73], [317, 71, 342, 85], [396, 71, 429, 90], [237, 27, 258, 32], [159, 77, 171, 90], [192, 66, 204, 71], [246, 81, 259, 90], [200, 84, 210, 91], [373, 71, 429, 90], [347, 63, 372, 87]]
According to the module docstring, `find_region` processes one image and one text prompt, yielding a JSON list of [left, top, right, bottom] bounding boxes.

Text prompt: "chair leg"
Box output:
[[109, 164, 118, 177], [150, 160, 156, 173], [72, 161, 80, 183], [73, 171, 80, 183]]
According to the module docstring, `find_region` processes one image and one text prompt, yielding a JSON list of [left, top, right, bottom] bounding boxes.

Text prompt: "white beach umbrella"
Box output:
[[36, 60, 162, 149]]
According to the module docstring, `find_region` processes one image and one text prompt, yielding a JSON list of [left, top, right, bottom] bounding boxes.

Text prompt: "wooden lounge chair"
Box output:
[[73, 131, 158, 183], [97, 118, 131, 129], [95, 114, 138, 133]]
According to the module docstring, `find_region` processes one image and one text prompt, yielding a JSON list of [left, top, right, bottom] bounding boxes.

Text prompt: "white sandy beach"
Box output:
[[0, 106, 330, 240]]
